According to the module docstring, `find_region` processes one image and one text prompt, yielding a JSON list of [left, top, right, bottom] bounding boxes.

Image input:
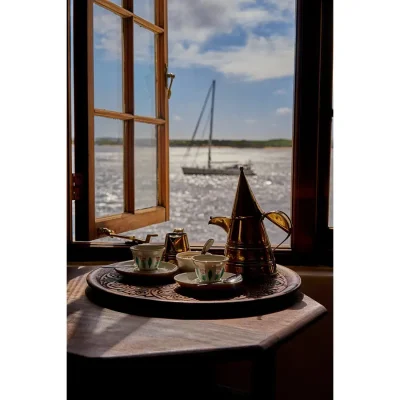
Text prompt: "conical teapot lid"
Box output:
[[231, 167, 263, 217]]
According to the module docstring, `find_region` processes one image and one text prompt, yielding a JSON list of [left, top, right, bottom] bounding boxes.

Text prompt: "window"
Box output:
[[71, 0, 169, 241], [68, 0, 333, 265]]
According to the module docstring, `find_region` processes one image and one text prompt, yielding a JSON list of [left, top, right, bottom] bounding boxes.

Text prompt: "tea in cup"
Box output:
[[130, 244, 165, 271], [192, 254, 228, 283]]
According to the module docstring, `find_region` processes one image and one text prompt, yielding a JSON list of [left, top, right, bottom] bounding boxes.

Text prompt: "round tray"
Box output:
[[86, 264, 301, 319]]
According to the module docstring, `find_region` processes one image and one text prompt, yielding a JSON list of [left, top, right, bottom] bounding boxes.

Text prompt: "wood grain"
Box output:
[[291, 0, 333, 259], [94, 0, 164, 33], [67, 264, 326, 361], [73, 0, 96, 240], [94, 109, 166, 125], [94, 0, 134, 18], [95, 206, 166, 233], [122, 0, 134, 213], [133, 14, 164, 34], [155, 0, 170, 219]]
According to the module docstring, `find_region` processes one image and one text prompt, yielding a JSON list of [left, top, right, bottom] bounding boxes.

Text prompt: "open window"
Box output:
[[70, 0, 170, 241], [68, 0, 333, 266]]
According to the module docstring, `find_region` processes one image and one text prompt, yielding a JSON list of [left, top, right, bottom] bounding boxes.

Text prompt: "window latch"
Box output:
[[97, 228, 158, 245], [166, 66, 175, 99]]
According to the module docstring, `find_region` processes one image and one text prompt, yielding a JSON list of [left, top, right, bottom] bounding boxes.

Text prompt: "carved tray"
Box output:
[[86, 264, 301, 319]]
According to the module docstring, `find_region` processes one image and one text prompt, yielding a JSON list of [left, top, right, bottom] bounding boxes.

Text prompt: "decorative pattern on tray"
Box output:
[[94, 268, 288, 302]]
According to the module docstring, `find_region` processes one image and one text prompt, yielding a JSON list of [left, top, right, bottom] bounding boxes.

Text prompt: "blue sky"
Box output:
[[90, 0, 296, 140]]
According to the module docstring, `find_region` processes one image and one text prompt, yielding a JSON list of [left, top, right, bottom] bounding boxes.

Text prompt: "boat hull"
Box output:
[[182, 166, 256, 176]]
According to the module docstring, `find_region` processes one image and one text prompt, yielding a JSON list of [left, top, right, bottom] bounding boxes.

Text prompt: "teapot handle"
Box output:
[[263, 210, 292, 251]]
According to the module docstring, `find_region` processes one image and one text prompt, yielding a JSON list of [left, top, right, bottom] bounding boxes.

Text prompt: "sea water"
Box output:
[[73, 146, 333, 245]]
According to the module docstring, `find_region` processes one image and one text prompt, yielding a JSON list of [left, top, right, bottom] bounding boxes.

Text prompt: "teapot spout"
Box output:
[[209, 216, 231, 234]]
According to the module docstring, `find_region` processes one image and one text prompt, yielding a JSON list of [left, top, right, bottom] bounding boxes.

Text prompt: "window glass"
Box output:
[[134, 24, 156, 117], [93, 4, 123, 112], [134, 0, 155, 24], [135, 123, 158, 209], [130, 0, 297, 245], [94, 117, 124, 218]]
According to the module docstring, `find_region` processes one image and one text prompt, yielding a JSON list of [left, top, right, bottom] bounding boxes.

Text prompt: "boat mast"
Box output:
[[183, 83, 213, 159], [208, 80, 216, 169]]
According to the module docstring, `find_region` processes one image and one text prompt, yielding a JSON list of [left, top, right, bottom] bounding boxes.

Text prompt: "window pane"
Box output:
[[134, 24, 156, 117], [110, 0, 122, 6], [131, 0, 296, 246], [93, 4, 123, 112], [134, 0, 155, 24], [95, 117, 124, 218], [135, 123, 157, 210]]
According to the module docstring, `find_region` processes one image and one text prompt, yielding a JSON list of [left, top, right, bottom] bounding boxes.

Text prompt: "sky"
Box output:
[[88, 0, 296, 140]]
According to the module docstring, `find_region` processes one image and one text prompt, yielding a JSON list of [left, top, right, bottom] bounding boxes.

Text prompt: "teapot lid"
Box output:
[[231, 167, 263, 218]]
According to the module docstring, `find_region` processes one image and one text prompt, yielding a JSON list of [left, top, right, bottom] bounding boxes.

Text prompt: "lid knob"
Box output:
[[173, 228, 184, 233]]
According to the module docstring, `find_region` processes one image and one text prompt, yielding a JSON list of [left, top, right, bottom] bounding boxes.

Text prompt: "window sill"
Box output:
[[67, 240, 332, 267]]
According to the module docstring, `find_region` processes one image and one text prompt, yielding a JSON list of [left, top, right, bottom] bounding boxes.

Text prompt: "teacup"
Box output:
[[192, 254, 228, 283], [176, 251, 212, 272], [130, 244, 165, 271]]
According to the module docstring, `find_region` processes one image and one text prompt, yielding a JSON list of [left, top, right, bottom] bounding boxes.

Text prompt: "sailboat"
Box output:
[[181, 80, 256, 176]]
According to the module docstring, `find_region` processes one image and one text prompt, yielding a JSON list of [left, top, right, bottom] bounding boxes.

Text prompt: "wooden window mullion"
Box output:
[[291, 0, 333, 264], [315, 0, 333, 255], [74, 0, 96, 241], [123, 0, 134, 214], [291, 0, 323, 257], [155, 0, 169, 218]]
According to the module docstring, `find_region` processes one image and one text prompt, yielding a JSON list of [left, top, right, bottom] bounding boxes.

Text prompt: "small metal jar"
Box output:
[[163, 228, 190, 264]]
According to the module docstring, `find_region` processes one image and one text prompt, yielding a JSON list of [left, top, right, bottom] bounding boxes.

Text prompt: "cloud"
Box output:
[[93, 6, 156, 64], [274, 89, 286, 95], [168, 0, 288, 45], [93, 0, 296, 81], [171, 34, 294, 81], [276, 107, 292, 115], [173, 115, 182, 121], [168, 0, 296, 81], [245, 119, 257, 124], [93, 10, 121, 60]]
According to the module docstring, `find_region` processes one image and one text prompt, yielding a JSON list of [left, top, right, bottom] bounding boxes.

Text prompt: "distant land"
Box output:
[[94, 138, 293, 148]]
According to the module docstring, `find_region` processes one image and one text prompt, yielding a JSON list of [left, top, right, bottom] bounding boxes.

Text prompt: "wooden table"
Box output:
[[67, 264, 326, 399]]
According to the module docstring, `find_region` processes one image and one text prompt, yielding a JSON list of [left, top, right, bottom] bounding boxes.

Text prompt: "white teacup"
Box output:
[[176, 251, 212, 272], [192, 254, 229, 283], [130, 244, 165, 271]]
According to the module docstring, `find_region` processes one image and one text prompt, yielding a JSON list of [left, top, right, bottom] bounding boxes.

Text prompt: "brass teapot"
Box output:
[[209, 167, 292, 280]]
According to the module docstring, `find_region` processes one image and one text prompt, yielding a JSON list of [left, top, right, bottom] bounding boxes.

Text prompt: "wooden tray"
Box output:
[[86, 264, 301, 319]]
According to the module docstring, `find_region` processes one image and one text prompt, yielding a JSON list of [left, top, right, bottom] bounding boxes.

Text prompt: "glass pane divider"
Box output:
[[94, 0, 164, 35], [94, 0, 134, 18], [123, 8, 134, 213], [94, 109, 134, 120], [94, 108, 165, 124], [95, 206, 166, 233], [134, 115, 165, 125], [133, 14, 164, 34]]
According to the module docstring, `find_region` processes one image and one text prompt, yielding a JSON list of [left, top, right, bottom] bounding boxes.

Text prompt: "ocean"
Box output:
[[73, 145, 333, 246]]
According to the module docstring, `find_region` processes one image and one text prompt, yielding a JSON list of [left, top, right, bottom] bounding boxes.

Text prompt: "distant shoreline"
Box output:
[[92, 138, 293, 148]]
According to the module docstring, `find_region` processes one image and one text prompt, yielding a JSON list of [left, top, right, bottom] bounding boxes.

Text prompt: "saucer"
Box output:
[[114, 260, 178, 278], [174, 272, 243, 290]]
